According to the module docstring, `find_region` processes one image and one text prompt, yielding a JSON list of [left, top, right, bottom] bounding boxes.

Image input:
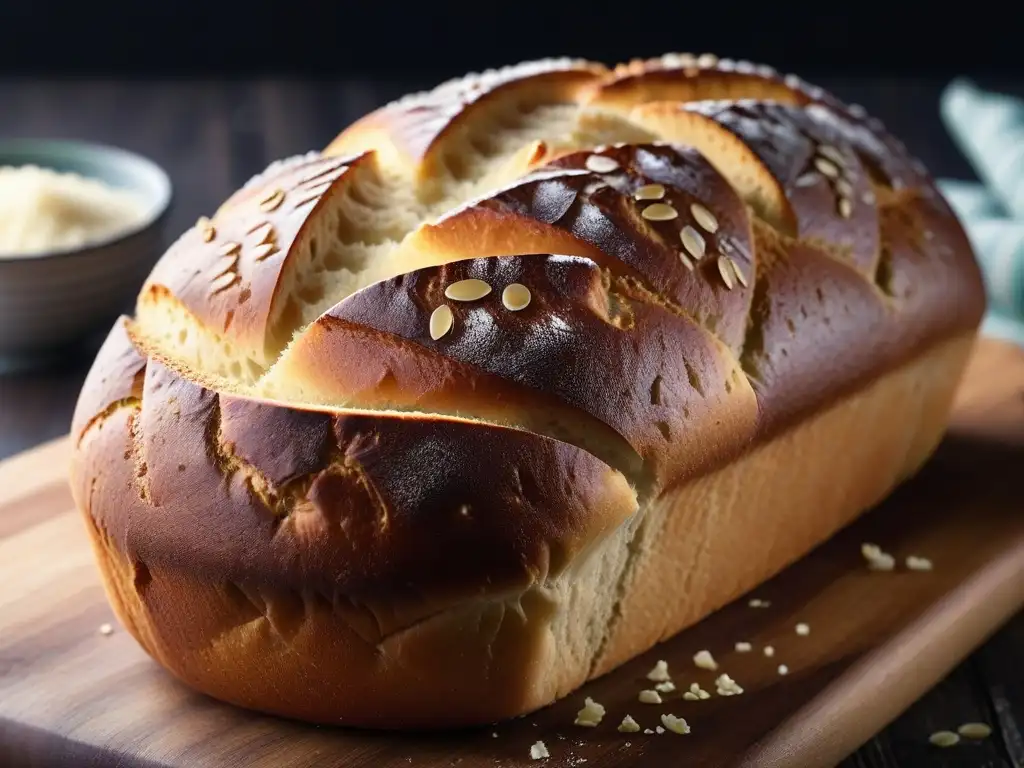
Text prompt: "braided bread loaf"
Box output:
[[70, 55, 985, 728]]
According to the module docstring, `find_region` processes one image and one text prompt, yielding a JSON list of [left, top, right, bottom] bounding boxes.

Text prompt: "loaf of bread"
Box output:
[[70, 54, 985, 728]]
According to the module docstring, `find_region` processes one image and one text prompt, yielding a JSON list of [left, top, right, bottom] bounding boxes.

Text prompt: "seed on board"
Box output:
[[259, 188, 285, 212], [735, 642, 752, 653], [661, 714, 690, 735], [777, 664, 789, 676], [217, 240, 241, 257], [796, 623, 810, 636], [679, 252, 695, 271], [728, 257, 748, 287], [429, 305, 454, 340], [814, 157, 841, 178], [679, 225, 706, 259], [634, 183, 666, 200], [929, 731, 960, 748], [838, 197, 853, 219], [248, 222, 275, 245], [690, 202, 719, 233], [817, 144, 846, 166], [749, 598, 771, 608], [763, 645, 775, 657], [250, 243, 277, 262], [638, 689, 662, 704], [209, 271, 238, 295], [906, 555, 933, 571], [693, 650, 718, 671], [502, 283, 532, 311], [647, 660, 671, 682], [957, 722, 992, 739], [717, 255, 735, 289], [444, 279, 492, 302], [98, 623, 114, 636], [642, 203, 679, 221], [585, 154, 620, 174]]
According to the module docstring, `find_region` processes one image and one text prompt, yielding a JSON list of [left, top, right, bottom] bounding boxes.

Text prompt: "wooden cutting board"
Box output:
[[2, 339, 1024, 768]]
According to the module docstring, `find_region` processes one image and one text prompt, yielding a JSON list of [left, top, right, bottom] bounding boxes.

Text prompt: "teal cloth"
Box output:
[[939, 79, 1024, 346]]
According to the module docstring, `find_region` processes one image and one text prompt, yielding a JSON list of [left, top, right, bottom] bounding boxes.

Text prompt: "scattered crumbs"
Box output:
[[693, 650, 718, 670], [661, 714, 691, 735], [763, 645, 775, 658], [639, 689, 663, 704], [655, 726, 666, 735], [796, 623, 810, 636], [777, 664, 789, 676], [748, 598, 771, 608], [907, 555, 933, 571], [716, 673, 744, 696], [929, 731, 960, 748], [958, 722, 992, 739], [862, 542, 896, 571], [492, 733, 499, 738], [735, 641, 752, 653], [574, 697, 606, 727], [618, 715, 641, 733], [530, 741, 549, 760], [655, 681, 676, 693], [99, 623, 114, 636], [644, 728, 655, 735], [647, 659, 671, 682]]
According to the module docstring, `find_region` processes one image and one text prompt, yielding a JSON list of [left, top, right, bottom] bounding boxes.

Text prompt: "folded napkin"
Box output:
[[939, 79, 1024, 346]]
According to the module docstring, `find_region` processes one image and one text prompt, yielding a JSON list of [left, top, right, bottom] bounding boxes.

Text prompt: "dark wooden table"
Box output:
[[1, 75, 1022, 767]]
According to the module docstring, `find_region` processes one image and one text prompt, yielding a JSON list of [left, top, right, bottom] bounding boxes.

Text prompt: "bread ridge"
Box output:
[[70, 54, 987, 727]]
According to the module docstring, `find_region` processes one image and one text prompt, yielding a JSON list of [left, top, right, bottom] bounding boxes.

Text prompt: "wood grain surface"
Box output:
[[1, 338, 1023, 768]]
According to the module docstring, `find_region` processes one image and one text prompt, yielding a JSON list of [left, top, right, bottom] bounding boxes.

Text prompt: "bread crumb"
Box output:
[[929, 731, 960, 747], [735, 641, 752, 652], [655, 726, 665, 734], [661, 714, 690, 735], [763, 645, 775, 657], [643, 728, 654, 734], [795, 623, 810, 636], [638, 689, 662, 704], [862, 542, 896, 571], [654, 681, 676, 693], [715, 673, 744, 696], [646, 659, 671, 682], [957, 722, 992, 739], [684, 682, 711, 700], [907, 555, 933, 571], [574, 697, 605, 727], [491, 732, 498, 738], [530, 740, 549, 759], [99, 623, 114, 636], [748, 598, 771, 608], [617, 715, 640, 733], [693, 650, 718, 670], [777, 664, 789, 676]]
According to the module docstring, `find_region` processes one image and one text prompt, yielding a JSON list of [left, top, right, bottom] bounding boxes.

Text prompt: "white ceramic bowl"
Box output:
[[0, 139, 171, 366]]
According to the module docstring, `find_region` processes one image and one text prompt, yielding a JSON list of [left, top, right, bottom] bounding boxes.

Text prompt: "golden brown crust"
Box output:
[[141, 152, 370, 365], [70, 54, 988, 728]]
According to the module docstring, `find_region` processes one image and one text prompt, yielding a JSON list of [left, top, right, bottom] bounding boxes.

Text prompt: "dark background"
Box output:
[[0, 0, 1021, 80]]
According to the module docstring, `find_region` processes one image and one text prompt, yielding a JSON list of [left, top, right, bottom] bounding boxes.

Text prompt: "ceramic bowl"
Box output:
[[0, 138, 172, 367]]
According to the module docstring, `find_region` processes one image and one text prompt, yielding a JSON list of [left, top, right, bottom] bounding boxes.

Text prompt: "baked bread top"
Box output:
[[72, 55, 985, 612]]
